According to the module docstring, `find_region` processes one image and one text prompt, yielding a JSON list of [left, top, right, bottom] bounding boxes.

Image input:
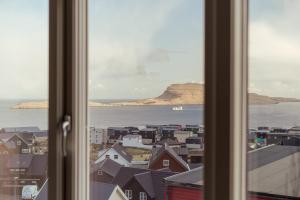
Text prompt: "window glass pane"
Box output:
[[0, 1, 48, 200], [89, 0, 204, 199], [248, 0, 300, 199]]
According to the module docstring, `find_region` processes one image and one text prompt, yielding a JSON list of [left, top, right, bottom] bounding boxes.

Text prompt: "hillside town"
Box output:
[[0, 125, 300, 199]]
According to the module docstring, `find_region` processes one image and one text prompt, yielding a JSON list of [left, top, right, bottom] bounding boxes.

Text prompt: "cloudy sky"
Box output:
[[0, 0, 299, 99]]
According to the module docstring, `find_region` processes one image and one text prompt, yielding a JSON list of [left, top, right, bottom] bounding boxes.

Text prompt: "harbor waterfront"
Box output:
[[2, 100, 300, 129]]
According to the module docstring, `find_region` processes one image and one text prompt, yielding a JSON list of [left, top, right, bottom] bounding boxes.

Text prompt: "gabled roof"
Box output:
[[149, 144, 190, 170], [112, 167, 149, 187], [110, 143, 132, 162], [165, 167, 203, 187], [1, 127, 40, 133], [91, 158, 122, 177], [0, 132, 34, 145], [134, 170, 176, 199], [91, 182, 128, 200]]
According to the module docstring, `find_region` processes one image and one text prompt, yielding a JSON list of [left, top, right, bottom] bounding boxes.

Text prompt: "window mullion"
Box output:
[[204, 0, 247, 200]]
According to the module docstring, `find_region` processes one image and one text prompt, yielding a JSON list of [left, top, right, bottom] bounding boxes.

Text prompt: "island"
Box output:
[[12, 83, 300, 109]]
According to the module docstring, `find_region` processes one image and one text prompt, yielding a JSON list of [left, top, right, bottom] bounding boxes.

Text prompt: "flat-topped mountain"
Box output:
[[12, 83, 300, 109]]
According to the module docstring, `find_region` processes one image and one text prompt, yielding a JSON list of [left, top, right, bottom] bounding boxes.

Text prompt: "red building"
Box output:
[[164, 167, 202, 200]]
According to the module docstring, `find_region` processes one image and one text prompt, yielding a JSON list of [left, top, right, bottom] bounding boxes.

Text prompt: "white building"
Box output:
[[122, 135, 152, 150], [90, 127, 107, 144], [173, 130, 194, 143], [95, 143, 132, 166]]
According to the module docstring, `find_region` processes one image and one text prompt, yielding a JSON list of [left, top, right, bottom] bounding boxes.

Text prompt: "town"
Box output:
[[0, 124, 300, 199]]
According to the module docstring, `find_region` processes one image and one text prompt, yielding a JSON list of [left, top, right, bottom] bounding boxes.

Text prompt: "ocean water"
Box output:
[[1, 100, 300, 130]]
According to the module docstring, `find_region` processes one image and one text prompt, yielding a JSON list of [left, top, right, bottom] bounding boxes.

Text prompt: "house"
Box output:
[[172, 145, 188, 162], [107, 127, 131, 143], [91, 182, 129, 200], [95, 143, 133, 166], [165, 145, 300, 199], [186, 137, 203, 149], [33, 131, 48, 143], [164, 167, 203, 200], [0, 154, 48, 195], [160, 128, 177, 140], [148, 144, 190, 172], [173, 131, 193, 143], [123, 170, 176, 200], [90, 127, 107, 145], [112, 167, 149, 189], [91, 158, 122, 183], [122, 135, 152, 150], [156, 138, 180, 147], [4, 132, 34, 154], [188, 149, 203, 164], [0, 126, 40, 133], [183, 125, 202, 134], [138, 128, 157, 144]]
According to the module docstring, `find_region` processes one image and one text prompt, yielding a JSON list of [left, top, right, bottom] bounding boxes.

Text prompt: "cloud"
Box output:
[[249, 0, 300, 98], [0, 1, 48, 99], [89, 0, 184, 80]]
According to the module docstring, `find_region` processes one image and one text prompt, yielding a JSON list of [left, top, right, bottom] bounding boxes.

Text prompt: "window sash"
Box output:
[[204, 0, 248, 200]]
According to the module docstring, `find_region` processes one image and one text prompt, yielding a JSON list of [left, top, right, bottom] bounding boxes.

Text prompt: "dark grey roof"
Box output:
[[112, 167, 149, 187], [33, 131, 48, 137], [34, 180, 48, 200], [27, 155, 48, 176], [1, 127, 40, 133], [0, 133, 14, 141], [248, 145, 300, 171], [0, 154, 47, 176], [111, 143, 132, 162], [157, 138, 180, 145], [134, 170, 176, 199], [165, 167, 203, 187], [90, 182, 117, 200], [149, 144, 190, 170], [7, 154, 33, 168], [16, 132, 34, 144], [91, 158, 122, 177]]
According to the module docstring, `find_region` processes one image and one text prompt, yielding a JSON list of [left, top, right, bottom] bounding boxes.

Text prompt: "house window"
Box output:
[[97, 170, 103, 175], [16, 140, 21, 146], [163, 160, 170, 167], [114, 155, 118, 159], [139, 192, 147, 200], [125, 190, 132, 199], [105, 155, 110, 159]]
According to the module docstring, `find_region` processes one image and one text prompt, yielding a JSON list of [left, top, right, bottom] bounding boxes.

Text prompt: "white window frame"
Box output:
[[139, 192, 147, 200], [163, 159, 170, 167], [114, 154, 118, 159], [125, 190, 132, 199]]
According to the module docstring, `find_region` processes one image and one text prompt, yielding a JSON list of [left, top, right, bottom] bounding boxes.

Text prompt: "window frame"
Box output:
[[48, 0, 248, 199], [204, 0, 248, 200]]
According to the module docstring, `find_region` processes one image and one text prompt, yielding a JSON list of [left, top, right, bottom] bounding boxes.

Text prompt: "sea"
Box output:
[[1, 100, 300, 130]]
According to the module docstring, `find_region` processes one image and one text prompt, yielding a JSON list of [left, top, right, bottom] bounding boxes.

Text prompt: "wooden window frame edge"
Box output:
[[204, 0, 248, 200], [49, 0, 66, 200], [49, 0, 89, 200]]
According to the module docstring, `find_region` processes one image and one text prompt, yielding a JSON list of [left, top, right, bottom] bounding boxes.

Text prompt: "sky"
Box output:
[[0, 0, 299, 99]]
